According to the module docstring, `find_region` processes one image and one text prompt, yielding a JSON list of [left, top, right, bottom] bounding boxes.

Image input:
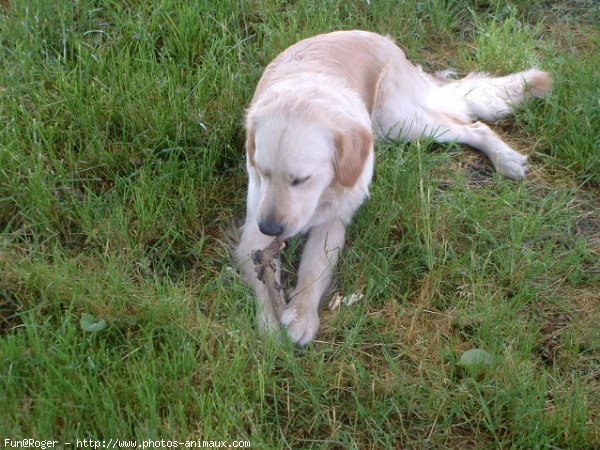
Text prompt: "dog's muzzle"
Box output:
[[258, 219, 284, 237]]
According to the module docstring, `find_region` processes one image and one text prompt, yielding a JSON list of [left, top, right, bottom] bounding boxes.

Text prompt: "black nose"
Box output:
[[258, 220, 284, 236]]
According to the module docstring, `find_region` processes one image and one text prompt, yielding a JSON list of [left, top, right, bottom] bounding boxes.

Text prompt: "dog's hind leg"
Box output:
[[426, 119, 529, 179], [372, 62, 531, 179], [377, 105, 529, 179], [437, 69, 552, 122]]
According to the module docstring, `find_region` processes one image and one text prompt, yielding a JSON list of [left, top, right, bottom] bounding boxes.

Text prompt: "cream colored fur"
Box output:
[[235, 30, 552, 346]]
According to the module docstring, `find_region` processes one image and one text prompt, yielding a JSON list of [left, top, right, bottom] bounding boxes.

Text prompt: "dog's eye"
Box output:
[[291, 176, 310, 187]]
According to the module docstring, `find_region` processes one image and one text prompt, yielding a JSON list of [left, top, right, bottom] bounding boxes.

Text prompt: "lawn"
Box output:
[[1, 0, 599, 448]]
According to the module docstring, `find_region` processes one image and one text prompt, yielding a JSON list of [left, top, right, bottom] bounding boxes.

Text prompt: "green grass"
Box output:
[[1, 0, 599, 448]]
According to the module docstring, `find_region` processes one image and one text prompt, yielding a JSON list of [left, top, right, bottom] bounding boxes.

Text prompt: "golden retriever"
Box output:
[[235, 30, 551, 346]]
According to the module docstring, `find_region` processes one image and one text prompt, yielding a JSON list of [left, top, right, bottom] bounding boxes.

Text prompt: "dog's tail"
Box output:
[[434, 68, 552, 122]]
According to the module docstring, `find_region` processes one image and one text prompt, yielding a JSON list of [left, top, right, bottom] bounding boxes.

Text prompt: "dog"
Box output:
[[235, 30, 551, 346]]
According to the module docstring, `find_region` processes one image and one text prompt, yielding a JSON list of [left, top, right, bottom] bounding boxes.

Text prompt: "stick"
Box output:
[[251, 238, 287, 319]]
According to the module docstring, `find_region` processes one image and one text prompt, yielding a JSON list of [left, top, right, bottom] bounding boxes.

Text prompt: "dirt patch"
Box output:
[[574, 214, 600, 251], [537, 313, 571, 365], [536, 291, 600, 381]]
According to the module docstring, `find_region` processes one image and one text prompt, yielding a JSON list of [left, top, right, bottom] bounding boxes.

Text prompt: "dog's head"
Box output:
[[245, 107, 372, 239]]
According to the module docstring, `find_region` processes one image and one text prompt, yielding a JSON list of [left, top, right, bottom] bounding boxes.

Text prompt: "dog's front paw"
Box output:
[[255, 302, 285, 343], [495, 151, 528, 180], [280, 302, 320, 347]]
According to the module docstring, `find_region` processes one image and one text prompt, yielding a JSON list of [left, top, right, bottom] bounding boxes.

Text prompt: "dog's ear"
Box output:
[[334, 124, 373, 188], [245, 115, 256, 166]]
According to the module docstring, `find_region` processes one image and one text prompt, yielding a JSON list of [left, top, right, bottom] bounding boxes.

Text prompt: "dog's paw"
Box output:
[[256, 308, 283, 339], [494, 151, 528, 180], [280, 303, 320, 347]]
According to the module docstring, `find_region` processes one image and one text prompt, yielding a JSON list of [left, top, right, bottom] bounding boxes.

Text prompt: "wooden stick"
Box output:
[[251, 238, 287, 319]]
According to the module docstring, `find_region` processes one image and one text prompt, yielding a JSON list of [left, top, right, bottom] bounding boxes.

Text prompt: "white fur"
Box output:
[[235, 31, 552, 346]]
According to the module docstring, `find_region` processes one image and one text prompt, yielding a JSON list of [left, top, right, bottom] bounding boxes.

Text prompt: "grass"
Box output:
[[1, 0, 599, 448]]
